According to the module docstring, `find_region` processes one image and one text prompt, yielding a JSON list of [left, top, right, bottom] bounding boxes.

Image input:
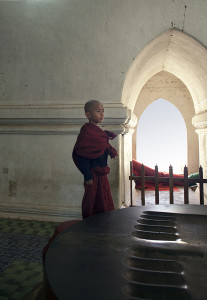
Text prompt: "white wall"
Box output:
[[1, 0, 207, 105]]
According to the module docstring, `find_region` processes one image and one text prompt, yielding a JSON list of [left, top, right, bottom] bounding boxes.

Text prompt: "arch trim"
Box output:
[[122, 29, 207, 114]]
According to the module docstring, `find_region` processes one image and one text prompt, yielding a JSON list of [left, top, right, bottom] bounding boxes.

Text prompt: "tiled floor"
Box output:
[[0, 218, 59, 300], [0, 261, 43, 300]]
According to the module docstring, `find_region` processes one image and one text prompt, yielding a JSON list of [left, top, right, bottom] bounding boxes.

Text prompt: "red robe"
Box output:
[[132, 159, 184, 189], [73, 123, 117, 218]]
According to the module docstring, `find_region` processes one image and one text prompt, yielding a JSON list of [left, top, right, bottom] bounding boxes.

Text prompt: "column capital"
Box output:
[[192, 111, 207, 130]]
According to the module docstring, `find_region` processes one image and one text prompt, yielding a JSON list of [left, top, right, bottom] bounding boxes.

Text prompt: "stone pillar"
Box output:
[[192, 111, 207, 203], [103, 106, 137, 209], [119, 126, 137, 208]]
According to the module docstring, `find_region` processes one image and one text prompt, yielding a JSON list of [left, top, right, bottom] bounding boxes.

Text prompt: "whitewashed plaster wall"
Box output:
[[1, 0, 207, 220], [1, 0, 207, 104]]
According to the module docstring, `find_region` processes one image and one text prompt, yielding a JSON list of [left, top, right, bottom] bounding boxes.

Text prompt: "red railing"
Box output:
[[129, 161, 207, 206]]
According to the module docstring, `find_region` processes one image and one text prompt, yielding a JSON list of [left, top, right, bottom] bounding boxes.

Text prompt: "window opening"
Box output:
[[136, 98, 187, 174]]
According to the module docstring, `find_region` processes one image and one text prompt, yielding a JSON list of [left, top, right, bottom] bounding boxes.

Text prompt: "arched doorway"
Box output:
[[121, 29, 207, 204], [136, 98, 187, 174], [132, 71, 198, 175]]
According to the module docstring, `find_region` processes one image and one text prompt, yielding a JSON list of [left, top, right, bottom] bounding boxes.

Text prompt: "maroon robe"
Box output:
[[73, 123, 118, 218], [132, 159, 184, 189]]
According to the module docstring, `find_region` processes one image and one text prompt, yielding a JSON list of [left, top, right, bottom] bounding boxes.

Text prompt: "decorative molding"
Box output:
[[0, 103, 126, 118], [195, 128, 207, 135], [0, 103, 137, 135], [192, 111, 207, 129], [0, 124, 129, 135], [194, 99, 207, 114]]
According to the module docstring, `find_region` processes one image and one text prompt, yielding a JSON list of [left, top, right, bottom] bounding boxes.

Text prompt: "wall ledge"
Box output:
[[0, 203, 82, 222], [0, 103, 137, 134]]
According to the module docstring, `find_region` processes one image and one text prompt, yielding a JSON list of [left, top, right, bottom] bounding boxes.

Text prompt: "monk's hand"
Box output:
[[113, 154, 118, 160], [85, 179, 93, 185]]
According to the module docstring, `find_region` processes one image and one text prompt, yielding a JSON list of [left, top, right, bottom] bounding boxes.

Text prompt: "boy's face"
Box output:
[[86, 102, 104, 125]]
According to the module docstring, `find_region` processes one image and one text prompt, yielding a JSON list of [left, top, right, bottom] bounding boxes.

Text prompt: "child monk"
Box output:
[[72, 100, 118, 218]]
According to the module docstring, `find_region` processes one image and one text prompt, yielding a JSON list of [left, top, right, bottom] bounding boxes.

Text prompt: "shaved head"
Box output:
[[84, 100, 101, 113]]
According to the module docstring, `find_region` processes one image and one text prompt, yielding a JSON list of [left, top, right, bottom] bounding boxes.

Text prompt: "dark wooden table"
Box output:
[[45, 205, 207, 299]]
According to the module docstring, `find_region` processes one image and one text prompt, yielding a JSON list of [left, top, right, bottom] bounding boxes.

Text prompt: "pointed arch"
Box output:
[[136, 98, 187, 173], [132, 71, 199, 174], [120, 29, 207, 203], [122, 29, 207, 114]]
